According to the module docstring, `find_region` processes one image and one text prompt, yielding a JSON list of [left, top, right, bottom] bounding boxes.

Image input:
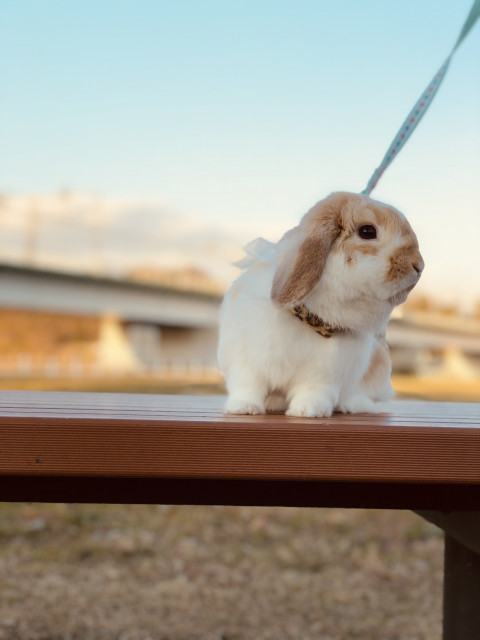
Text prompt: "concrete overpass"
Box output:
[[387, 313, 480, 378], [0, 262, 221, 328], [0, 262, 479, 378], [388, 316, 480, 354], [0, 262, 222, 373]]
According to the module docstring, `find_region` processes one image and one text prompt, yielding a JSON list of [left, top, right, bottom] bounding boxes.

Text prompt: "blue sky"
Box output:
[[1, 1, 479, 307]]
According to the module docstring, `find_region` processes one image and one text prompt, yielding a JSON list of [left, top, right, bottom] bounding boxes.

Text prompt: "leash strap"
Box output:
[[363, 0, 480, 196]]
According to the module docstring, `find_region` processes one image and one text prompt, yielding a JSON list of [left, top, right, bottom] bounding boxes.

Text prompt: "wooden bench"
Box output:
[[1, 390, 479, 639]]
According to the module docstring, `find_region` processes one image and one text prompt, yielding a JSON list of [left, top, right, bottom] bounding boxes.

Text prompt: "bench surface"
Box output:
[[1, 391, 479, 509]]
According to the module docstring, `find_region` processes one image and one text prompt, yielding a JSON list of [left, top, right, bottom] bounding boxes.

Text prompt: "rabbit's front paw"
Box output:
[[286, 394, 334, 418], [225, 396, 265, 415]]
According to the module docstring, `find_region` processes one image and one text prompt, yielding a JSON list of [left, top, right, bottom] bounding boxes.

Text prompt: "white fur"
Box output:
[[217, 192, 423, 417]]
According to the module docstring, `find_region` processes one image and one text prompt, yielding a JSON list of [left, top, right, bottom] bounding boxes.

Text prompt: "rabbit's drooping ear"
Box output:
[[271, 192, 350, 307]]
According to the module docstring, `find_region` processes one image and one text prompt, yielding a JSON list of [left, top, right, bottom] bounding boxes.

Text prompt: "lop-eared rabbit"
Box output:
[[218, 192, 424, 418]]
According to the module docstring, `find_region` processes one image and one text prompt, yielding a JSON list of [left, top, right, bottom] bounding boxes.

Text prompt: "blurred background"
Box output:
[[0, 0, 479, 399], [0, 4, 479, 639]]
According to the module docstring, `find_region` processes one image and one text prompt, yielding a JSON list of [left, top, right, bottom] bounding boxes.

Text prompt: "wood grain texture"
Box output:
[[0, 392, 479, 507]]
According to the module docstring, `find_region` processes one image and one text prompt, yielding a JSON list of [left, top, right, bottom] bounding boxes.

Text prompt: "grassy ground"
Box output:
[[0, 503, 443, 640], [2, 375, 475, 639]]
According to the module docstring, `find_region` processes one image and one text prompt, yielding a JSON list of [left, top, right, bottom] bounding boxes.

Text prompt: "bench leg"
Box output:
[[443, 534, 480, 640]]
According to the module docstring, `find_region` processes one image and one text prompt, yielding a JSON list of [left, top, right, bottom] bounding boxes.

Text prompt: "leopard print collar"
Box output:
[[288, 304, 344, 338]]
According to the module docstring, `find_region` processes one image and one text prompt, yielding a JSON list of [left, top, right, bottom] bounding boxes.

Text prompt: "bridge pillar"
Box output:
[[126, 322, 162, 371], [96, 314, 139, 373]]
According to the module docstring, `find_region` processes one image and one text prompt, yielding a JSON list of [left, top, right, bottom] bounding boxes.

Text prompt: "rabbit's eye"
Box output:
[[358, 225, 377, 240]]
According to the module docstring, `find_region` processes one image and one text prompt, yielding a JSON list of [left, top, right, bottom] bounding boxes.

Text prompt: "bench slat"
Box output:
[[0, 391, 479, 508]]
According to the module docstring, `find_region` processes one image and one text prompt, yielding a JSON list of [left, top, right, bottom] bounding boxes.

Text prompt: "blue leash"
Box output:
[[363, 0, 480, 196]]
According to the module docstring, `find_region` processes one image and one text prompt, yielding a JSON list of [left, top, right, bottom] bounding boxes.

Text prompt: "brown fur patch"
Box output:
[[387, 244, 423, 283], [271, 235, 329, 306], [304, 192, 353, 234], [369, 203, 413, 238], [271, 193, 351, 306], [357, 244, 380, 256], [340, 239, 380, 266]]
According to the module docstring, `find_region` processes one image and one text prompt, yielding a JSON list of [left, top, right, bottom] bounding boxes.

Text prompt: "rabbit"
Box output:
[[217, 191, 424, 418]]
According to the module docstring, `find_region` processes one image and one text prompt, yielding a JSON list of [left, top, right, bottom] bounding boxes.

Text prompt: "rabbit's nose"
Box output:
[[413, 258, 424, 275]]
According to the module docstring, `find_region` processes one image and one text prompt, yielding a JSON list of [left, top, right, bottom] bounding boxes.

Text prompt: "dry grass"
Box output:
[[392, 375, 480, 403], [0, 309, 99, 357], [1, 373, 480, 403], [0, 503, 443, 640], [0, 375, 225, 395]]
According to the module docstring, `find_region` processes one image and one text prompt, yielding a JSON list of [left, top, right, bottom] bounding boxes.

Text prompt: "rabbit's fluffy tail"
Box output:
[[234, 237, 277, 269]]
